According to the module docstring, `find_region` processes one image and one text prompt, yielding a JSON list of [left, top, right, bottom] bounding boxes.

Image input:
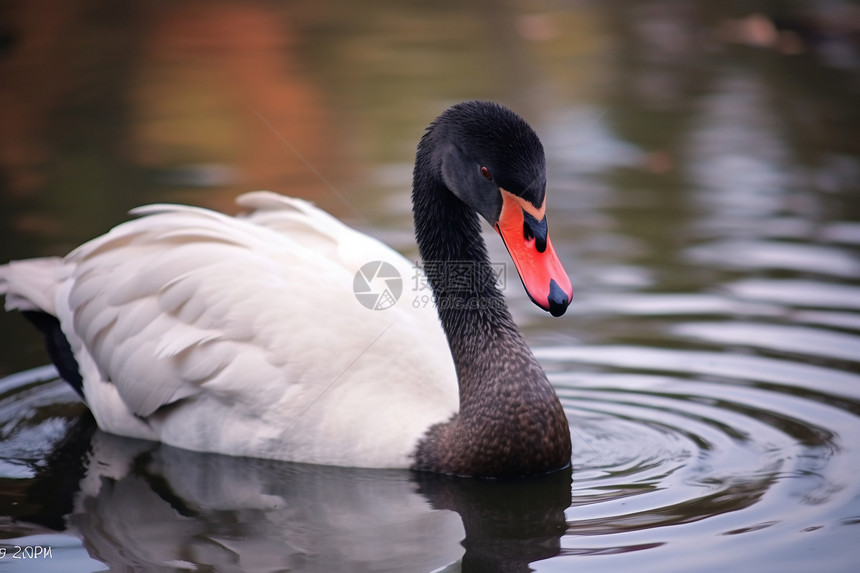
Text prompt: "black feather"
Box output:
[[21, 310, 84, 398]]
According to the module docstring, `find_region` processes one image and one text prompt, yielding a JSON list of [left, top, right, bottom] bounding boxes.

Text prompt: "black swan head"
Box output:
[[411, 101, 573, 477], [412, 101, 572, 318]]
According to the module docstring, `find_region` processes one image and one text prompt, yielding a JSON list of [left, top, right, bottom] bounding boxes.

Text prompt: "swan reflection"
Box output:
[[30, 415, 571, 572]]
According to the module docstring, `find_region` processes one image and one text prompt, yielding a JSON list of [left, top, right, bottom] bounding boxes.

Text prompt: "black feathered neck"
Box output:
[[410, 102, 571, 477]]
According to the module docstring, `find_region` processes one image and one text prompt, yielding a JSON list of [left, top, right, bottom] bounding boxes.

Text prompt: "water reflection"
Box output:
[[686, 71, 790, 220], [9, 390, 572, 573], [69, 430, 465, 572]]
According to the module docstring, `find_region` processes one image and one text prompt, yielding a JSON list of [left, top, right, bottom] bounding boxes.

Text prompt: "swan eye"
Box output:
[[480, 166, 493, 180]]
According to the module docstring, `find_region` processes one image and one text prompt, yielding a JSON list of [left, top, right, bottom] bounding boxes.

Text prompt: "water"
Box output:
[[1, 1, 859, 571]]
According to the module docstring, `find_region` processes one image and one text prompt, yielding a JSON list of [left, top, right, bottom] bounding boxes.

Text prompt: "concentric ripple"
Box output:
[[536, 345, 860, 570]]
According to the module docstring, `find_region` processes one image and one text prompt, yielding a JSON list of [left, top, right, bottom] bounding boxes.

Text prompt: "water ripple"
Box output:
[[541, 342, 860, 570], [724, 278, 860, 310], [536, 345, 860, 400], [673, 321, 860, 363], [685, 240, 860, 278]]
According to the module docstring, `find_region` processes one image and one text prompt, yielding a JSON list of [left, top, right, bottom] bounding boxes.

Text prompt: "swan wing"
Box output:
[[55, 193, 457, 466]]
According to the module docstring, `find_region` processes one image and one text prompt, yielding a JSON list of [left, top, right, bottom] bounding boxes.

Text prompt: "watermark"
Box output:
[[411, 293, 509, 311], [353, 260, 507, 310], [353, 261, 404, 310], [413, 261, 506, 293], [0, 545, 53, 559]]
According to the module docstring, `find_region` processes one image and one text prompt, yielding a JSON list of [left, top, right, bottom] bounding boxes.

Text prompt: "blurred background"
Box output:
[[1, 1, 859, 571], [1, 0, 858, 373]]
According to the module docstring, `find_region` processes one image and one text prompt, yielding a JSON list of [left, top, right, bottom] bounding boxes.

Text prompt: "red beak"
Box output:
[[494, 190, 573, 316]]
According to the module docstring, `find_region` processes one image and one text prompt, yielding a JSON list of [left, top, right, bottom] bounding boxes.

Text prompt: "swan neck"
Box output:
[[411, 157, 514, 342], [411, 143, 532, 404], [409, 121, 572, 476]]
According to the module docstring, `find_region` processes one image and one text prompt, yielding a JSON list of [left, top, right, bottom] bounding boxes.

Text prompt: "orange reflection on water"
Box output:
[[0, 0, 338, 218], [130, 1, 336, 212]]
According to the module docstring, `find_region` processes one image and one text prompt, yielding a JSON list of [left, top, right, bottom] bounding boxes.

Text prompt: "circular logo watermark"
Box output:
[[353, 261, 403, 310]]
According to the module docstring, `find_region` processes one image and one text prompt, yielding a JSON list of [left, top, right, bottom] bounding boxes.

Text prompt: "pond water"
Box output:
[[1, 1, 859, 572]]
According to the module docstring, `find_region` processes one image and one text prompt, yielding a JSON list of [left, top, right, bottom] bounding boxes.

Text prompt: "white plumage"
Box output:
[[1, 191, 459, 468]]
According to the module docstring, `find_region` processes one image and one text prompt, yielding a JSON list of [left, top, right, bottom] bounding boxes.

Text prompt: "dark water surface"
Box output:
[[1, 1, 859, 571]]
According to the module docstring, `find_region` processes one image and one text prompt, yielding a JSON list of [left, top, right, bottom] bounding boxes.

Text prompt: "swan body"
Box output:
[[3, 192, 459, 467], [2, 101, 574, 476]]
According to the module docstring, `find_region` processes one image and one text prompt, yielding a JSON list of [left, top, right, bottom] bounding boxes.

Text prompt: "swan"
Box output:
[[0, 101, 573, 477]]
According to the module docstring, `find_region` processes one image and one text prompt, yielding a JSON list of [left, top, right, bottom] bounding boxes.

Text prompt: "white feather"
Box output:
[[1, 192, 459, 468]]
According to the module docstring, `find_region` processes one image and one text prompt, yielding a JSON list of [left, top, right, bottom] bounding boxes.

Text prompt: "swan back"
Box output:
[[8, 192, 459, 467]]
